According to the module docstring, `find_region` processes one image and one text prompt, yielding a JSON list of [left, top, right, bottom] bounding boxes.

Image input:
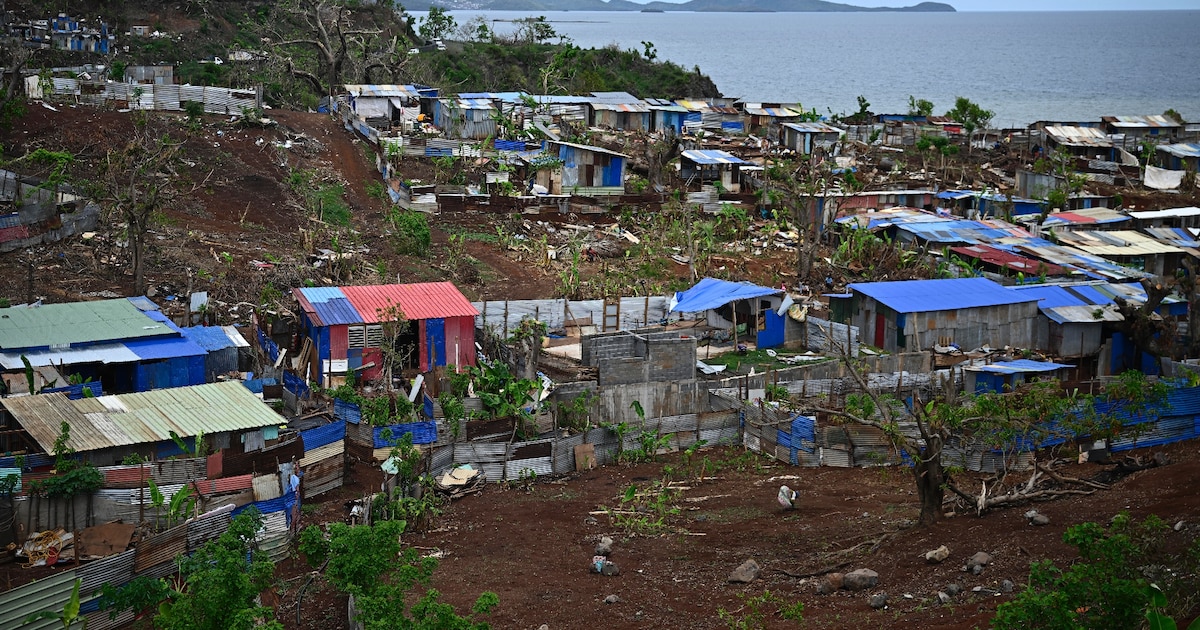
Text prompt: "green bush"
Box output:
[[389, 209, 431, 257], [994, 513, 1196, 630]]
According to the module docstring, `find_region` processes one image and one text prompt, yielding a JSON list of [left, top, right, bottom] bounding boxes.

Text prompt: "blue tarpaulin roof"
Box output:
[[671, 278, 781, 313], [969, 359, 1073, 374], [848, 278, 1038, 314], [124, 335, 206, 360]]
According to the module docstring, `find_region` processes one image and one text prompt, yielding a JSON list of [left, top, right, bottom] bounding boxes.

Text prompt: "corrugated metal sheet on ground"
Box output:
[[187, 511, 232, 550], [134, 524, 187, 573], [0, 568, 81, 630], [505, 456, 553, 480], [79, 548, 135, 594]]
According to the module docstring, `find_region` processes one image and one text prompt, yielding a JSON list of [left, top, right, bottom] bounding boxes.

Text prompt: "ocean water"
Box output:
[[448, 10, 1200, 127]]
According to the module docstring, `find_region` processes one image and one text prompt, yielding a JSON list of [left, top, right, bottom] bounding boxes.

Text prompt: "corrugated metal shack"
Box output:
[[547, 140, 628, 196], [964, 359, 1074, 394], [343, 84, 426, 130], [588, 93, 651, 132], [293, 282, 479, 386], [680, 149, 750, 193], [1155, 143, 1200, 171], [433, 97, 497, 140], [1054, 229, 1186, 276], [779, 122, 842, 155], [0, 297, 205, 393], [180, 325, 251, 380], [645, 98, 689, 135], [0, 169, 100, 253], [0, 381, 284, 466], [840, 278, 1039, 352]]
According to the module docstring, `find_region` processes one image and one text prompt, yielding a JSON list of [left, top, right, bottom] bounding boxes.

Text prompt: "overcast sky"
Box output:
[[861, 0, 1198, 9]]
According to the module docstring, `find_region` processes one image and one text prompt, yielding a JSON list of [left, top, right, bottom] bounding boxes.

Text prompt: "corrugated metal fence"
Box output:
[[473, 296, 672, 337], [45, 79, 263, 115]]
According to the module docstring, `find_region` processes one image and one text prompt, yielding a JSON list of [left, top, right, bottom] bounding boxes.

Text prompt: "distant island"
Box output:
[[415, 0, 955, 13]]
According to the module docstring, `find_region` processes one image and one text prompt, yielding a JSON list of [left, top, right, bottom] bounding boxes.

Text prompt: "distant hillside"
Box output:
[[406, 0, 954, 12]]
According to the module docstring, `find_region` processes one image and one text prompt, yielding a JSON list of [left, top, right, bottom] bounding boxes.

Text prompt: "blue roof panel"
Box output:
[[671, 277, 781, 313], [295, 287, 363, 326], [181, 326, 240, 351], [848, 278, 1038, 313], [124, 335, 207, 360], [1009, 284, 1087, 308]]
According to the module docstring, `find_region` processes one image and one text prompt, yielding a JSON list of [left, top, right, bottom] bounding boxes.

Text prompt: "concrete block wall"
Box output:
[[648, 338, 697, 383], [581, 329, 690, 367], [598, 357, 649, 386]]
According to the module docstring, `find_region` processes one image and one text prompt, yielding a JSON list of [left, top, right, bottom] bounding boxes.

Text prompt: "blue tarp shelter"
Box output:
[[671, 278, 780, 313], [671, 278, 786, 349]]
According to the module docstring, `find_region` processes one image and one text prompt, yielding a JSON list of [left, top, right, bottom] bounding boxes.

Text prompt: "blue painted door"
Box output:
[[425, 318, 446, 368]]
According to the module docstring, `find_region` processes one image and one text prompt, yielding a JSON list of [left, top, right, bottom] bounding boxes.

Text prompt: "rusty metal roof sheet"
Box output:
[[1054, 230, 1185, 256], [3, 381, 282, 455], [1157, 143, 1200, 159], [340, 282, 479, 322], [951, 244, 1069, 275], [1045, 125, 1112, 148], [1102, 115, 1182, 128]]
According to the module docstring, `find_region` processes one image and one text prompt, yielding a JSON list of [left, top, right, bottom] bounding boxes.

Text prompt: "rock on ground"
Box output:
[[843, 568, 879, 591], [728, 558, 761, 584], [925, 545, 950, 563], [869, 593, 888, 609]]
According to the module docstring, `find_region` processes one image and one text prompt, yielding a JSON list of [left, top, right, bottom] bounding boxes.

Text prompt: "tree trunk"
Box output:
[[911, 438, 945, 527], [130, 219, 147, 295]]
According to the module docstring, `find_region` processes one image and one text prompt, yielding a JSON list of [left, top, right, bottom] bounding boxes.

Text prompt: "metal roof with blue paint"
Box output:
[[123, 334, 207, 360], [1157, 143, 1200, 159], [671, 277, 781, 313], [781, 122, 841, 134], [292, 287, 361, 326], [967, 359, 1073, 374], [1009, 283, 1115, 308], [181, 326, 245, 351], [681, 150, 749, 166], [848, 277, 1038, 313], [936, 189, 976, 200], [344, 84, 423, 99]]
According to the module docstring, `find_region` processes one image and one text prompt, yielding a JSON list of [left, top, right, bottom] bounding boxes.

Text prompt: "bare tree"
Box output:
[[257, 0, 417, 101], [95, 114, 187, 295]]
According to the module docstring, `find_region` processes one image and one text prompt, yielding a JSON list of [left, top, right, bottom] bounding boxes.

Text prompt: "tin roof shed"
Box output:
[[848, 278, 1038, 314], [3, 381, 282, 455], [681, 150, 749, 165]]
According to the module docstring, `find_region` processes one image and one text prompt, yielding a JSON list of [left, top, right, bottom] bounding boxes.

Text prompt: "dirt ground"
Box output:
[[272, 440, 1200, 630]]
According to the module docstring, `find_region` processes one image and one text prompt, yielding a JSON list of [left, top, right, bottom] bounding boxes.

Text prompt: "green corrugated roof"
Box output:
[[3, 381, 284, 454], [0, 299, 173, 350]]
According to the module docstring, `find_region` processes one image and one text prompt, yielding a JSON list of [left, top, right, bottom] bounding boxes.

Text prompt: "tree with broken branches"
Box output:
[[94, 114, 188, 296], [253, 0, 418, 104], [822, 361, 1165, 527]]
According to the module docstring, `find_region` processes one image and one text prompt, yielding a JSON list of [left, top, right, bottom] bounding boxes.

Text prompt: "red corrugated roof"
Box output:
[[195, 474, 253, 494], [340, 283, 479, 322], [951, 245, 1069, 276]]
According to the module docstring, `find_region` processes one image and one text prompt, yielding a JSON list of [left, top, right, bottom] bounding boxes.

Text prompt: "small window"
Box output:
[[366, 324, 384, 348], [348, 326, 366, 349]]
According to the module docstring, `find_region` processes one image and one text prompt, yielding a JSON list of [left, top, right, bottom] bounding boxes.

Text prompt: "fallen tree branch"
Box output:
[[1035, 462, 1109, 490], [776, 561, 852, 580]]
